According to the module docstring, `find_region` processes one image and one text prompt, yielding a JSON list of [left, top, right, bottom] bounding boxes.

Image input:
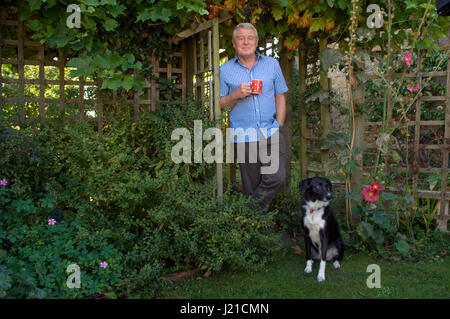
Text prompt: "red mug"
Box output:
[[251, 79, 263, 94]]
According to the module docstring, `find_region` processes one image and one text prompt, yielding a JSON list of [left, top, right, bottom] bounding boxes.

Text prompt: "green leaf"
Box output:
[[107, 4, 126, 17], [103, 18, 118, 31], [48, 25, 71, 48], [345, 192, 362, 203], [327, 0, 334, 7], [136, 10, 151, 23], [271, 7, 284, 21], [277, 0, 288, 7], [373, 230, 385, 244], [84, 0, 101, 6], [122, 74, 134, 91], [41, 197, 56, 209], [100, 0, 118, 4], [371, 211, 390, 230], [344, 159, 359, 174], [360, 221, 374, 238], [381, 192, 398, 201], [67, 55, 96, 77], [395, 239, 410, 256], [404, 1, 417, 10], [102, 76, 123, 90], [28, 0, 42, 11], [11, 199, 36, 214], [314, 3, 327, 13], [337, 0, 348, 9], [310, 17, 326, 33], [27, 20, 43, 31], [177, 0, 208, 14]]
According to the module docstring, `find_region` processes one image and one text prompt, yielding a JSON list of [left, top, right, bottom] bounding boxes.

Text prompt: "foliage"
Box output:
[[0, 100, 283, 298], [6, 0, 209, 91]]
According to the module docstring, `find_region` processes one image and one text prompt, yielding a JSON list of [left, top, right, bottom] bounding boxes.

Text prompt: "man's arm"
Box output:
[[275, 93, 286, 127], [220, 82, 252, 110]]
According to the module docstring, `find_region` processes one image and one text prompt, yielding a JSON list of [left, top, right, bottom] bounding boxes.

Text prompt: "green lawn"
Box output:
[[162, 245, 450, 299]]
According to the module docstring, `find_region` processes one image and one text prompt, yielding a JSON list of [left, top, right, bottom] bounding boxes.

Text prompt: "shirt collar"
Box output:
[[233, 51, 262, 67]]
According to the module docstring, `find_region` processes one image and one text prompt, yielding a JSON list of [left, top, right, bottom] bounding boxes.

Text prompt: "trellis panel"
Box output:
[[0, 5, 187, 137]]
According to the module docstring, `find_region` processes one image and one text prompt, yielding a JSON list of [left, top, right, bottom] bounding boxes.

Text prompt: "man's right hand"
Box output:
[[233, 82, 252, 99], [220, 82, 252, 110]]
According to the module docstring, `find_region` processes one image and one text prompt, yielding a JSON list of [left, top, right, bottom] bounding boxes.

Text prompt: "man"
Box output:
[[220, 23, 288, 210]]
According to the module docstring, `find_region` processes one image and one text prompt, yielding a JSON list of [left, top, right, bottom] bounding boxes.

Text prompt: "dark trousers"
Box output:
[[235, 128, 286, 211]]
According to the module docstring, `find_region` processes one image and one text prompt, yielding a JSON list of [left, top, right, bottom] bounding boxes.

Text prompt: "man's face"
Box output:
[[232, 27, 258, 59]]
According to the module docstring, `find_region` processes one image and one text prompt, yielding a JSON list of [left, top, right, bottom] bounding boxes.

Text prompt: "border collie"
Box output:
[[299, 177, 344, 282]]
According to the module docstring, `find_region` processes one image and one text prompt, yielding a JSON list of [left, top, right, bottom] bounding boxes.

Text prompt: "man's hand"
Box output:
[[234, 82, 252, 99], [220, 82, 252, 109]]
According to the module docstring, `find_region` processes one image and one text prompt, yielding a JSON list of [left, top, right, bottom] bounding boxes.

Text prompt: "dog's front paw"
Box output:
[[317, 273, 325, 282], [333, 261, 341, 269], [304, 260, 313, 273]]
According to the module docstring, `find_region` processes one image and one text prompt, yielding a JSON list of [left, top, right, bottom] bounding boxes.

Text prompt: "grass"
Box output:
[[162, 244, 450, 299]]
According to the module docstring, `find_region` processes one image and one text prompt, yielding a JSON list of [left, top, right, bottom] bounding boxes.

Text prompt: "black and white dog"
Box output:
[[299, 177, 344, 282]]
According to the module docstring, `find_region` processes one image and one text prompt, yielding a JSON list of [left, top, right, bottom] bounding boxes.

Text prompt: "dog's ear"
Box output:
[[322, 177, 332, 191], [299, 178, 311, 194]]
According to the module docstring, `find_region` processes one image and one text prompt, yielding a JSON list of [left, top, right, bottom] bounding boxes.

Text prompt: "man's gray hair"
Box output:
[[232, 23, 259, 40]]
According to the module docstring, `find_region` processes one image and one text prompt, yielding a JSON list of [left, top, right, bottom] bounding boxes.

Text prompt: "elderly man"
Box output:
[[220, 22, 288, 211]]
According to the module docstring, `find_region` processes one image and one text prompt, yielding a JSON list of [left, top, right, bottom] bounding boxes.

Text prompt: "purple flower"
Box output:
[[48, 218, 56, 225], [0, 179, 7, 186], [100, 261, 108, 269]]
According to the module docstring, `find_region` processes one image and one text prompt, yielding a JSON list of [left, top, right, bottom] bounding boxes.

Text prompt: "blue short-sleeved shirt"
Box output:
[[220, 52, 289, 143]]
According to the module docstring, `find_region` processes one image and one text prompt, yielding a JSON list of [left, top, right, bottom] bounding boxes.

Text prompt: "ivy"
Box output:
[[8, 0, 209, 92], [6, 0, 449, 91]]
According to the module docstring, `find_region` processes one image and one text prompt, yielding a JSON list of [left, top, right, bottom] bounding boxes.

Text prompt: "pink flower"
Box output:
[[48, 218, 56, 225], [370, 182, 383, 191], [100, 261, 108, 269], [0, 179, 7, 186], [407, 83, 419, 92], [362, 186, 379, 202], [403, 52, 412, 67]]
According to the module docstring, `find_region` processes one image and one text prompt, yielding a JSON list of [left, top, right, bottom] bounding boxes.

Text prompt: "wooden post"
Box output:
[[412, 51, 423, 201], [298, 42, 308, 181], [58, 50, 65, 121], [39, 45, 45, 126], [279, 47, 293, 191], [212, 18, 223, 202], [437, 28, 450, 232], [0, 16, 2, 114], [319, 34, 329, 174], [18, 19, 24, 125], [97, 78, 103, 141], [185, 37, 195, 99]]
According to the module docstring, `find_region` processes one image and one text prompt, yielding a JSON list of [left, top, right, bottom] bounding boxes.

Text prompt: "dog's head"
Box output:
[[299, 177, 332, 203]]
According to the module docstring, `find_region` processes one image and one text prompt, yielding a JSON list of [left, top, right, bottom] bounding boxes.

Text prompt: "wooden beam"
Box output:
[[319, 34, 330, 175], [298, 42, 308, 181], [438, 26, 450, 232], [172, 12, 232, 44], [212, 17, 223, 202]]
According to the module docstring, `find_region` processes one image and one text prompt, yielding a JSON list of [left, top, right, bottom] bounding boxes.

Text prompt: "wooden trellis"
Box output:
[[0, 6, 186, 139], [1, 5, 231, 201], [362, 46, 450, 231], [298, 32, 450, 231]]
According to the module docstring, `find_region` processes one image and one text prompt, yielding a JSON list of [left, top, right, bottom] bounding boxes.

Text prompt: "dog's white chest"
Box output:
[[303, 206, 325, 247]]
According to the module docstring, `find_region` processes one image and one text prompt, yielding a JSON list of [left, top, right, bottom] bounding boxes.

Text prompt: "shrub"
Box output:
[[0, 100, 284, 298]]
